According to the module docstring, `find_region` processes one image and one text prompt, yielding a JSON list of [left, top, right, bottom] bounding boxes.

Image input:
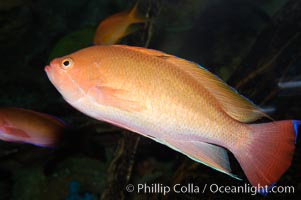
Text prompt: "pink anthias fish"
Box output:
[[45, 45, 299, 188], [0, 107, 66, 147]]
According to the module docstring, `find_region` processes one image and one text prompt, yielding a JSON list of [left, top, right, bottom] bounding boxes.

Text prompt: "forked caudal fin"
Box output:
[[233, 120, 299, 187]]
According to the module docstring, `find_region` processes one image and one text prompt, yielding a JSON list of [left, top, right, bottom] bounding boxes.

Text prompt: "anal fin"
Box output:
[[161, 138, 240, 179]]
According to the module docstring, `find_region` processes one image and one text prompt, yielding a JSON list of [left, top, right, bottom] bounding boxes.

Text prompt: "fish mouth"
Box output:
[[44, 65, 55, 83], [44, 65, 51, 73], [44, 64, 65, 93]]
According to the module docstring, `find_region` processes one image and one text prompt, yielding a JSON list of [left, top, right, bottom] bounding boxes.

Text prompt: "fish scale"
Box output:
[[120, 47, 247, 147]]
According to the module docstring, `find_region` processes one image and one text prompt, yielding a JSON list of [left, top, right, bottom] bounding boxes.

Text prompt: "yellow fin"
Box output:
[[128, 2, 147, 23], [129, 2, 139, 18], [116, 45, 267, 122]]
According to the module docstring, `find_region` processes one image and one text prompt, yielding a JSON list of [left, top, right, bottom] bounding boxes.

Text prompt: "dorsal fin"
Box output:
[[171, 60, 268, 123], [116, 45, 268, 123]]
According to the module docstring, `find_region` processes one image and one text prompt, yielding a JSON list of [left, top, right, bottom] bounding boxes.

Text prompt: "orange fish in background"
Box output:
[[93, 2, 147, 45], [0, 107, 66, 147], [45, 45, 299, 188]]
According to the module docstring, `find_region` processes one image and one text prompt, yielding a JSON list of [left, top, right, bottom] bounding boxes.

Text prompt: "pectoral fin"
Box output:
[[3, 127, 30, 138], [87, 85, 145, 113], [160, 138, 240, 179]]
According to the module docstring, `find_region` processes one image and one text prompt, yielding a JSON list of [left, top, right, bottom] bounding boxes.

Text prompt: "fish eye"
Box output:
[[61, 58, 73, 70]]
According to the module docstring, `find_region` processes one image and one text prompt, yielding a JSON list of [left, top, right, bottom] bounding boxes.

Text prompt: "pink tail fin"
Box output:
[[234, 120, 298, 187]]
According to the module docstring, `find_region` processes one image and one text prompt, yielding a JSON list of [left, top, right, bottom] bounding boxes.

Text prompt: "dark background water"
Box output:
[[0, 0, 300, 199]]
